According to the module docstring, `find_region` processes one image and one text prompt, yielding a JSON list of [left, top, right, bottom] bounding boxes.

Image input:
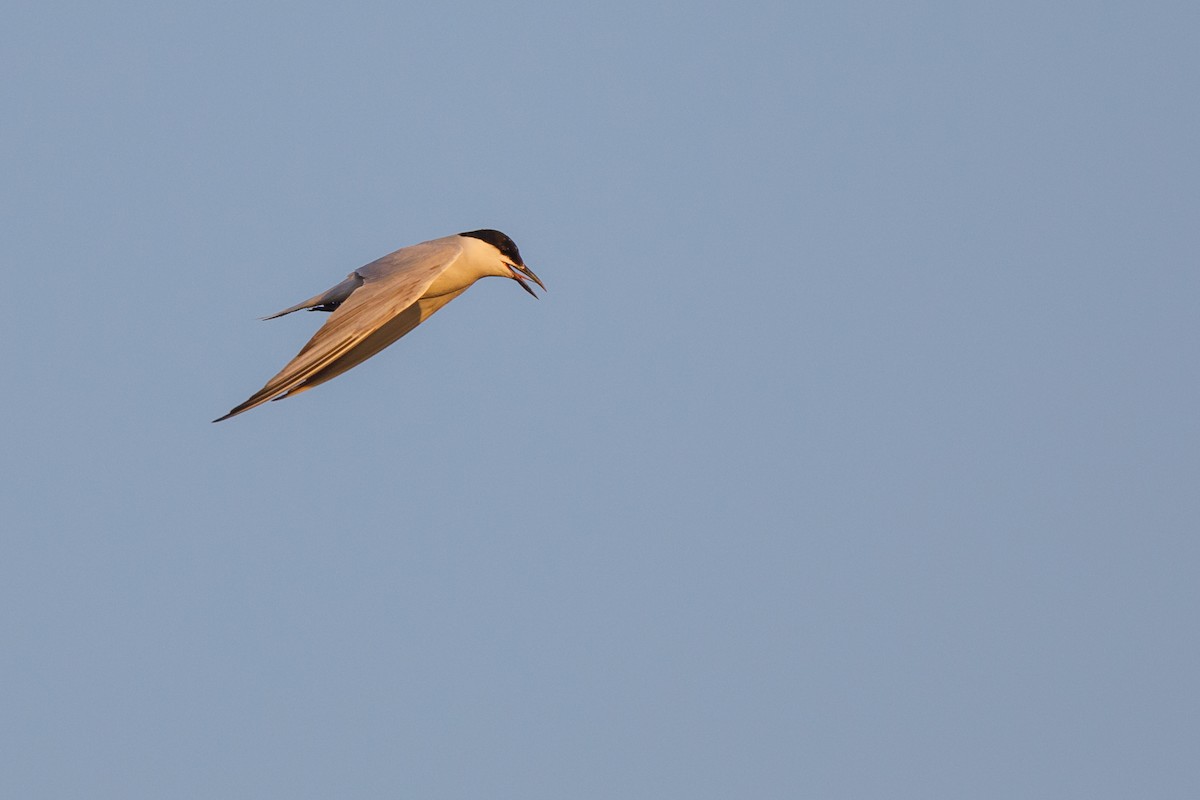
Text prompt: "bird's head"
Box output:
[[459, 229, 546, 298]]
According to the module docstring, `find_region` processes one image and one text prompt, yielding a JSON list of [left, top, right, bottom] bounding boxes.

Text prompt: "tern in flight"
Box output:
[[214, 229, 544, 422]]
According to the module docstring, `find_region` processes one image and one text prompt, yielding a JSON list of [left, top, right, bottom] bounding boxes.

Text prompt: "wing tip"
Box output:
[[212, 393, 271, 423]]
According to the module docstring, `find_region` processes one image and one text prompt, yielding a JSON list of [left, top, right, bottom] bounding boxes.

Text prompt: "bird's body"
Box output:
[[214, 229, 543, 422]]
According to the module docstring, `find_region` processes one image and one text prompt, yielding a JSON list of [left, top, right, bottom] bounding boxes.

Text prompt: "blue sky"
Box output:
[[3, 2, 1198, 797]]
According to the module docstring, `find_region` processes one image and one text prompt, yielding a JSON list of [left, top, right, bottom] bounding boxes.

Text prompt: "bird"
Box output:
[[214, 229, 544, 422]]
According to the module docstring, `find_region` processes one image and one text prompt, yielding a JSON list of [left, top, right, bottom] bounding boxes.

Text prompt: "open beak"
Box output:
[[509, 263, 546, 298]]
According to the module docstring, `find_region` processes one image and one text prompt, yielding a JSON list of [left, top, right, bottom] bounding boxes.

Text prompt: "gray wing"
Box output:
[[260, 272, 364, 320], [214, 237, 464, 421]]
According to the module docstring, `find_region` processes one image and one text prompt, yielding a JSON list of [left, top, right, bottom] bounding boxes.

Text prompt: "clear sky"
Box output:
[[3, 1, 1197, 797]]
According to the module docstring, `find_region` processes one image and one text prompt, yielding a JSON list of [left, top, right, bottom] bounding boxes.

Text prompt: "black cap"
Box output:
[[459, 229, 524, 266]]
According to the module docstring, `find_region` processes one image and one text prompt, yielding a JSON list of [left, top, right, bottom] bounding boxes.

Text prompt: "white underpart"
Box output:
[[422, 235, 513, 298]]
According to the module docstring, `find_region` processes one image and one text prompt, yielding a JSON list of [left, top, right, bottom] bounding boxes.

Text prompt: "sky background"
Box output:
[[2, 1, 1198, 797]]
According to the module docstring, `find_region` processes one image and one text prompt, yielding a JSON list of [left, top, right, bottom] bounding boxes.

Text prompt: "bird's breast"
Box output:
[[422, 255, 496, 298]]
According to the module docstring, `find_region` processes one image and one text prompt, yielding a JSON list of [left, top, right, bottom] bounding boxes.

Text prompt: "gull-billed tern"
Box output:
[[214, 229, 544, 422]]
